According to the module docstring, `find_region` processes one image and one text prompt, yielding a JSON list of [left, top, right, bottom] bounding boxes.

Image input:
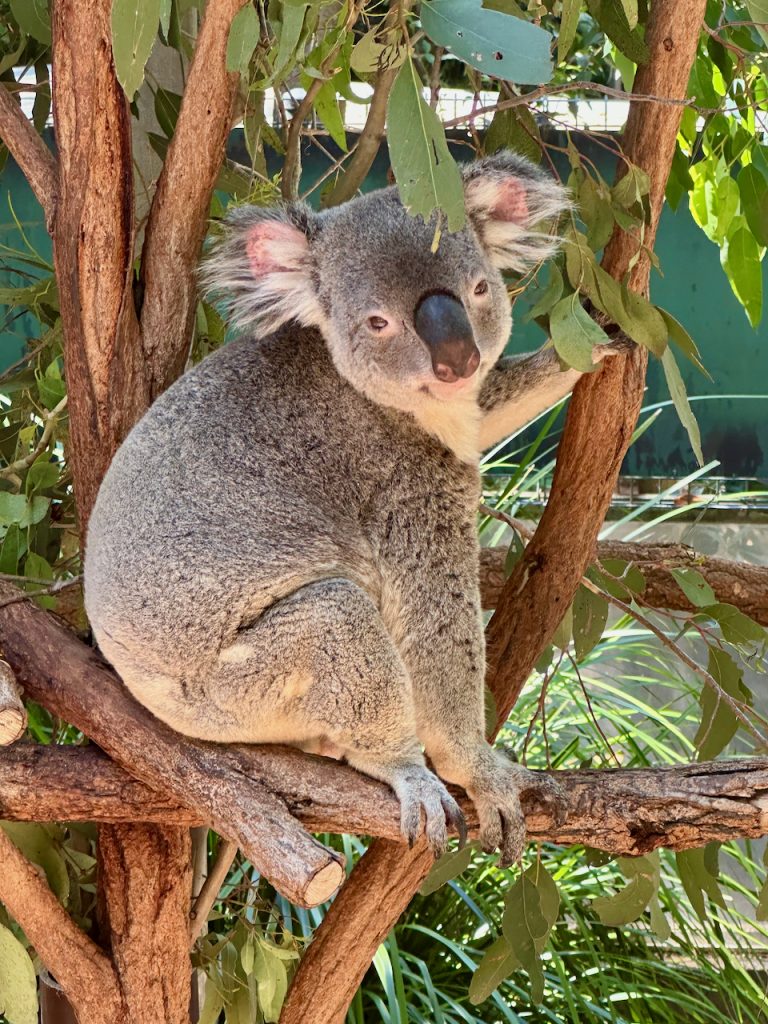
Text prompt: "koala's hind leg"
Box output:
[[207, 578, 465, 855]]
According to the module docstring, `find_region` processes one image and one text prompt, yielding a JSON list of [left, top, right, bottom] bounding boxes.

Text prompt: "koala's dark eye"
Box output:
[[368, 315, 389, 332], [474, 279, 489, 296]]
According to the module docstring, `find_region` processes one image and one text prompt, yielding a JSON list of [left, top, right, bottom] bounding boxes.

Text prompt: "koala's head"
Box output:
[[202, 153, 569, 414]]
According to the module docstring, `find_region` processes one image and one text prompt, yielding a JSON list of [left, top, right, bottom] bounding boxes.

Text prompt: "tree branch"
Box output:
[[0, 82, 57, 228], [479, 542, 768, 625], [139, 0, 248, 399], [0, 825, 123, 1024], [3, 743, 768, 855], [0, 584, 344, 908]]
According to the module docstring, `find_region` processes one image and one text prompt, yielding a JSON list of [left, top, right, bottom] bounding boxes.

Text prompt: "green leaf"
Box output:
[[226, 4, 261, 76], [578, 174, 615, 251], [469, 936, 519, 1004], [586, 0, 649, 63], [592, 874, 656, 925], [526, 264, 563, 319], [9, 0, 51, 45], [659, 308, 710, 379], [676, 845, 724, 920], [350, 27, 404, 73], [549, 293, 609, 372], [485, 105, 541, 163], [387, 56, 465, 232], [670, 567, 716, 608], [0, 493, 50, 528], [618, 0, 638, 28], [557, 0, 581, 64], [745, 0, 768, 48], [722, 224, 763, 328], [661, 346, 704, 466], [694, 646, 748, 761], [0, 525, 25, 576], [421, 0, 553, 85], [552, 602, 573, 651], [111, 0, 162, 100], [588, 557, 645, 599], [572, 584, 608, 661], [314, 80, 347, 151], [420, 843, 475, 895], [0, 923, 37, 1024], [715, 175, 740, 244], [254, 939, 289, 1022], [737, 164, 768, 247], [272, 4, 308, 78], [502, 875, 548, 1003], [26, 460, 60, 495], [704, 603, 766, 648], [199, 971, 225, 1024]]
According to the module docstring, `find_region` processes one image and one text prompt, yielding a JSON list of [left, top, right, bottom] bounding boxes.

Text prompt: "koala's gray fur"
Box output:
[[85, 153, 617, 862]]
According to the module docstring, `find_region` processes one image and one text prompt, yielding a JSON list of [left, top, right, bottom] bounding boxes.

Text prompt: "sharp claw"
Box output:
[[443, 797, 468, 848]]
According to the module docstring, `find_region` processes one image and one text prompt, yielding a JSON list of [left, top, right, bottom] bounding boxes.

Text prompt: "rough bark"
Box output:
[[139, 0, 247, 398], [281, 3, 709, 1019], [50, 0, 147, 534], [479, 542, 768, 624], [0, 82, 57, 226], [98, 824, 193, 1024], [5, 743, 768, 856], [0, 659, 26, 745], [0, 586, 344, 907], [0, 825, 124, 1024]]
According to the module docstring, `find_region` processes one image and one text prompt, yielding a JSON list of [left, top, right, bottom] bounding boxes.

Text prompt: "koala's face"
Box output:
[[203, 153, 569, 415]]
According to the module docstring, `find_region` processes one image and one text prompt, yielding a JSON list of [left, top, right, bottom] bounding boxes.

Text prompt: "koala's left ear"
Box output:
[[200, 203, 323, 337], [462, 152, 571, 272]]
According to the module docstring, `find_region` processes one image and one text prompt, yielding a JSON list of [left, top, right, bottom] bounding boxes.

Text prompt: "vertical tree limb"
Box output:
[[280, 4, 708, 1020], [0, 83, 58, 227], [0, 826, 124, 1024], [139, 0, 248, 399]]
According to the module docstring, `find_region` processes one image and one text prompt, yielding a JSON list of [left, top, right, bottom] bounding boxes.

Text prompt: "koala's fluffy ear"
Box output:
[[462, 152, 571, 272], [201, 204, 322, 337]]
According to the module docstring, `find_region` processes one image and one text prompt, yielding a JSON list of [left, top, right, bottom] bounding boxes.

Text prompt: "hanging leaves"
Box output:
[[111, 0, 162, 99], [693, 646, 749, 761], [592, 854, 660, 926], [387, 55, 466, 232], [660, 346, 704, 466], [0, 924, 37, 1024]]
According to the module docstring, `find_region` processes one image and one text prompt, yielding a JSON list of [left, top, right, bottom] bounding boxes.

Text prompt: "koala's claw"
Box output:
[[472, 766, 567, 867], [392, 765, 466, 858]]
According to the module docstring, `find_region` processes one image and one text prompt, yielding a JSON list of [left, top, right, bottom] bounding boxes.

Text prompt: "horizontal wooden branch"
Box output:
[[0, 82, 57, 227], [0, 584, 344, 908], [2, 743, 768, 857], [479, 541, 768, 624]]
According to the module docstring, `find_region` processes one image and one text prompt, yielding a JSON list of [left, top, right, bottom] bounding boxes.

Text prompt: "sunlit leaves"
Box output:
[[421, 0, 553, 84], [721, 224, 763, 329], [738, 165, 768, 248], [387, 56, 466, 232], [111, 0, 162, 99]]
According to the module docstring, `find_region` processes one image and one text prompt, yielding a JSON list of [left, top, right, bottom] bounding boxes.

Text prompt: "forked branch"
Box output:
[[0, 82, 57, 228]]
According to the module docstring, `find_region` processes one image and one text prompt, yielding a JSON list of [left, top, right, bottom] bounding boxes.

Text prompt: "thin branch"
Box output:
[[0, 83, 57, 229], [0, 825, 123, 1021], [189, 838, 238, 945], [0, 396, 67, 483]]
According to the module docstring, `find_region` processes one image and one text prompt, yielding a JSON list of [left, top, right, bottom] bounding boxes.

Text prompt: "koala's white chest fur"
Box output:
[[410, 391, 482, 465]]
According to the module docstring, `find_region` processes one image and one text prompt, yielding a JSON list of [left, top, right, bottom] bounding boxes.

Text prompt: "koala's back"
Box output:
[[85, 329, 395, 677]]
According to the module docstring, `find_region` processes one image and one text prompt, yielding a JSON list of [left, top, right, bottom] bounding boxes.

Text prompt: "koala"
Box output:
[[84, 152, 618, 865]]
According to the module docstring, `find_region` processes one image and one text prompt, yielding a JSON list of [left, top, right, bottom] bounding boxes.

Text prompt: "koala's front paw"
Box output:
[[471, 763, 566, 867], [391, 765, 467, 857], [592, 330, 636, 363]]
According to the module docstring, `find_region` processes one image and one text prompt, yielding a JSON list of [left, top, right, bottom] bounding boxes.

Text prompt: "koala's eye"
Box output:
[[474, 279, 489, 297], [368, 315, 389, 332]]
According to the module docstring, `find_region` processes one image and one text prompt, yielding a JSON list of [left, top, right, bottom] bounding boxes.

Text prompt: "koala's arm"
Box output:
[[478, 338, 627, 450]]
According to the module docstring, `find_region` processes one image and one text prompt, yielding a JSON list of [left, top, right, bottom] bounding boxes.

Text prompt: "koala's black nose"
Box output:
[[414, 292, 481, 383]]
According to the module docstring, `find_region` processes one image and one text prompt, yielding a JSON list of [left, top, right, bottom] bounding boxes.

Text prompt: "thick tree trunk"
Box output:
[[280, 3, 709, 1020]]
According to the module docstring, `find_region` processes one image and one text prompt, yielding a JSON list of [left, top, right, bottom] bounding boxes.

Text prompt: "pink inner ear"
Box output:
[[246, 220, 305, 276], [490, 179, 530, 223]]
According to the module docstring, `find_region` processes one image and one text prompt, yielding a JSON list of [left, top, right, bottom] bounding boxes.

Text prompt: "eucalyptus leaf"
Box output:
[[549, 293, 608, 372], [557, 0, 581, 64], [9, 0, 51, 45], [421, 843, 475, 895], [592, 874, 656, 926], [722, 224, 763, 328], [387, 56, 465, 232], [421, 0, 553, 85], [670, 567, 716, 608], [694, 646, 747, 761], [0, 923, 37, 1024], [226, 4, 261, 76], [676, 845, 725, 920], [737, 164, 768, 247], [661, 346, 704, 466], [469, 935, 519, 1004], [572, 584, 608, 661], [111, 0, 162, 99]]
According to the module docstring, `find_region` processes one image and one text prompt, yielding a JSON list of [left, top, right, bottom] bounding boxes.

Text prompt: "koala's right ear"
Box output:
[[200, 204, 322, 337]]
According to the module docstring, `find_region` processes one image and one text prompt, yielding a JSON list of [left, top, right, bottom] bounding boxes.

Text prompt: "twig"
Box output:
[[0, 396, 67, 483], [0, 82, 58, 230], [189, 838, 238, 945], [0, 575, 82, 611]]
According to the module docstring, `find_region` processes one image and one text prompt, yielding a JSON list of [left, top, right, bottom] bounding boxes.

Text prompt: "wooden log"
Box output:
[[2, 744, 768, 858], [0, 659, 26, 745], [0, 585, 344, 908], [479, 542, 768, 624]]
